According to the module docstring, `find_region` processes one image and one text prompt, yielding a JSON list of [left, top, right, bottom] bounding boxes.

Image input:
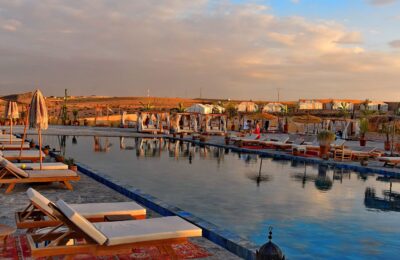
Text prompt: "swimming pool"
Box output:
[[33, 135, 400, 259]]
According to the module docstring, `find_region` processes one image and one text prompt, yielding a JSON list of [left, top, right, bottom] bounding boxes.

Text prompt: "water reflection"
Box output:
[[365, 178, 400, 212], [315, 164, 333, 192], [93, 136, 112, 152], [119, 137, 135, 150], [136, 138, 164, 157], [72, 136, 78, 145], [246, 158, 272, 186]]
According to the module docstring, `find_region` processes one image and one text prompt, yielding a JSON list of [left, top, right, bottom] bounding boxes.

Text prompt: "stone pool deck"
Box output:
[[0, 172, 241, 259]]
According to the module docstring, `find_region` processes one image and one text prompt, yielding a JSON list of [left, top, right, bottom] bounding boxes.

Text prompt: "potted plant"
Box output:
[[55, 154, 64, 162], [359, 118, 369, 147], [65, 157, 77, 172], [72, 110, 80, 126], [29, 140, 36, 148], [317, 130, 335, 158], [43, 145, 50, 155]]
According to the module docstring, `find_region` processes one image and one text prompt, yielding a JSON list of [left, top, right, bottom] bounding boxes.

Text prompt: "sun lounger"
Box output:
[[232, 134, 262, 146], [16, 188, 147, 229], [350, 147, 380, 160], [259, 136, 290, 148], [0, 150, 46, 162], [379, 157, 400, 167], [13, 162, 68, 170], [0, 158, 80, 193], [333, 148, 352, 161], [0, 142, 30, 150], [27, 199, 202, 258]]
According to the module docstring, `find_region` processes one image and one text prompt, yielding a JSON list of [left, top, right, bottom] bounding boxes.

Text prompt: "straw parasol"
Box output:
[[29, 90, 48, 169], [0, 92, 33, 158], [4, 101, 19, 143], [291, 114, 322, 124], [246, 113, 277, 121]]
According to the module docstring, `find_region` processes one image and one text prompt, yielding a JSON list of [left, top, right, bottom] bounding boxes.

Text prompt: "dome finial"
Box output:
[[268, 226, 273, 242]]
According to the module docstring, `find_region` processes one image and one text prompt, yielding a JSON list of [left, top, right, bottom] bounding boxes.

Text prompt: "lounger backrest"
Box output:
[[56, 199, 108, 245], [0, 157, 28, 177], [279, 137, 289, 143], [26, 188, 55, 216]]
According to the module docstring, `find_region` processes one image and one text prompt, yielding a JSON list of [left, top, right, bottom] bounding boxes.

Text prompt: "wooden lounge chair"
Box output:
[[350, 147, 380, 160], [28, 199, 202, 258], [0, 158, 80, 193], [16, 188, 146, 229], [13, 162, 68, 170], [259, 136, 290, 148], [0, 150, 46, 162], [232, 134, 262, 146], [0, 142, 30, 150], [333, 148, 352, 161], [379, 157, 400, 167]]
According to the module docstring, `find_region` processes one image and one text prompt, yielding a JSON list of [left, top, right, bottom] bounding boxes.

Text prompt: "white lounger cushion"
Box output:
[[0, 143, 30, 149], [27, 170, 77, 178], [1, 150, 46, 158], [27, 188, 146, 219], [27, 188, 55, 215], [71, 202, 146, 218], [14, 162, 68, 170], [0, 157, 29, 177], [94, 216, 202, 246], [56, 200, 108, 245], [379, 157, 400, 161]]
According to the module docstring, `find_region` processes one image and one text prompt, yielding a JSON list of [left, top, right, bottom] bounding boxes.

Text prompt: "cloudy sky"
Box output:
[[0, 0, 399, 100]]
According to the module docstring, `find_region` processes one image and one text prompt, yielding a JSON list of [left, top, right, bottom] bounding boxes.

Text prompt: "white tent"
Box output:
[[263, 102, 286, 113], [237, 102, 258, 112]]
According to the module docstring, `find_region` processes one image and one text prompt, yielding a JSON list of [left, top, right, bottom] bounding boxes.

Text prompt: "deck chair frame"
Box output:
[[28, 204, 187, 258], [0, 167, 80, 193], [16, 200, 146, 230]]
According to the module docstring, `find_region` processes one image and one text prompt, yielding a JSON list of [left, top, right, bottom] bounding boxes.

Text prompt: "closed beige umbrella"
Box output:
[[4, 101, 19, 143], [29, 90, 48, 169], [0, 92, 33, 159]]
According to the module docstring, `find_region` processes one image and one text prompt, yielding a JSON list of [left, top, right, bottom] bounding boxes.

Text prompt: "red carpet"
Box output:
[[0, 235, 211, 259]]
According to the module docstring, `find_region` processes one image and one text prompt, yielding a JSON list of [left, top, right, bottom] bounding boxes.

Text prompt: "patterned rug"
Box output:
[[0, 235, 211, 259]]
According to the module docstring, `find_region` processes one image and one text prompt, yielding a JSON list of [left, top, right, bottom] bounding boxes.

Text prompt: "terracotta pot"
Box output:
[[319, 145, 330, 158], [384, 141, 391, 151], [284, 124, 288, 133], [69, 165, 78, 172], [359, 138, 366, 147]]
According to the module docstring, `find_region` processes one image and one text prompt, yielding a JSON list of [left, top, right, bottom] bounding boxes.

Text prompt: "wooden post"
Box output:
[[19, 105, 29, 160], [38, 127, 43, 170], [9, 118, 13, 144]]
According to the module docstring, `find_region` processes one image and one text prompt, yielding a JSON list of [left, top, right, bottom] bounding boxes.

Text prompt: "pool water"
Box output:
[[33, 135, 400, 259]]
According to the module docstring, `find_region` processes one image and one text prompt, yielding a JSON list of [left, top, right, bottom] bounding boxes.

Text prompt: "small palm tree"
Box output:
[[175, 102, 186, 113], [338, 102, 350, 118], [139, 101, 154, 111]]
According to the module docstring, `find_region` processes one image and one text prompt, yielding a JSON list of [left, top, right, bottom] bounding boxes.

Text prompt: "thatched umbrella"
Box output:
[[292, 114, 322, 124], [29, 90, 48, 169], [0, 92, 33, 158], [4, 101, 19, 143], [292, 115, 322, 134]]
